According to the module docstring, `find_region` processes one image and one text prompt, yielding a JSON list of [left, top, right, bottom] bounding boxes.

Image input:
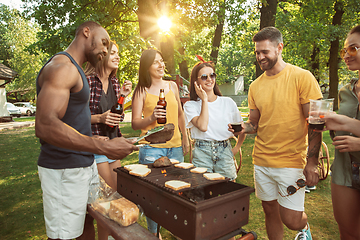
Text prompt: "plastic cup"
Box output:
[[231, 123, 243, 132], [308, 99, 334, 130]]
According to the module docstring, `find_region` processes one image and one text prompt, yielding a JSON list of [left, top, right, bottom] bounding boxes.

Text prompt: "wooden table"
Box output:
[[87, 205, 158, 240]]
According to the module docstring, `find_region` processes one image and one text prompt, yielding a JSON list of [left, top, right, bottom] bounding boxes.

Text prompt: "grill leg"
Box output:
[[236, 229, 257, 240], [156, 224, 161, 238]]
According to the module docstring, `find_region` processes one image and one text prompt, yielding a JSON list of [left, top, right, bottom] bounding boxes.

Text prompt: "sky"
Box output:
[[0, 0, 24, 10]]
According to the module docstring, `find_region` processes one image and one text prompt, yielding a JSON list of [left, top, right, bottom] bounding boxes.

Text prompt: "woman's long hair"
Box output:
[[133, 49, 164, 98], [83, 41, 118, 78], [189, 62, 222, 101]]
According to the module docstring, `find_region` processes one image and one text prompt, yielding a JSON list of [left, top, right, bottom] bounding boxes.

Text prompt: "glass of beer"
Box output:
[[308, 99, 334, 130]]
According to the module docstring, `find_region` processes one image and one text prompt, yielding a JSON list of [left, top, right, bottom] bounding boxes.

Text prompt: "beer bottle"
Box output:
[[108, 94, 125, 131], [157, 89, 167, 124]]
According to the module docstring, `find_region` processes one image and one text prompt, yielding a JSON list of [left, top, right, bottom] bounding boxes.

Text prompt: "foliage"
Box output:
[[276, 0, 360, 87], [0, 5, 14, 67], [2, 0, 360, 100], [0, 4, 47, 102]]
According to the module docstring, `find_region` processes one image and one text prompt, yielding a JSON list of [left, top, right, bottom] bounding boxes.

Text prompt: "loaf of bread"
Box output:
[[165, 180, 191, 191], [203, 172, 225, 180], [175, 162, 194, 169], [190, 167, 208, 174], [124, 164, 148, 171], [92, 201, 111, 216], [108, 198, 139, 226], [129, 167, 151, 177]]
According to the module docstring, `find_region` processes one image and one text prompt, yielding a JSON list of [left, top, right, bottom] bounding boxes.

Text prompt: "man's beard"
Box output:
[[258, 53, 278, 71], [87, 37, 103, 67]]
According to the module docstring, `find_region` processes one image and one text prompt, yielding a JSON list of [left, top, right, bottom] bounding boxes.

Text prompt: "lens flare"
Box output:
[[158, 16, 172, 32]]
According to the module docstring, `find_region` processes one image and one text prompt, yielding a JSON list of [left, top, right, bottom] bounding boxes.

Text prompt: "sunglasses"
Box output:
[[340, 46, 360, 58], [198, 72, 217, 81], [279, 179, 306, 197]]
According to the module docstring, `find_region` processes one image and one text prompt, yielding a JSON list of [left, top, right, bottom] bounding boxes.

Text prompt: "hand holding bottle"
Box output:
[[102, 110, 123, 127], [120, 80, 132, 97], [156, 89, 167, 124]]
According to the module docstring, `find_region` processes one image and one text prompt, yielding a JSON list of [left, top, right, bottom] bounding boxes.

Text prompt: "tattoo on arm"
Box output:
[[244, 121, 258, 134], [308, 129, 321, 160]]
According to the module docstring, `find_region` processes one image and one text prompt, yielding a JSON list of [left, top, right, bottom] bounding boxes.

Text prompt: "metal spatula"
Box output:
[[135, 125, 165, 143]]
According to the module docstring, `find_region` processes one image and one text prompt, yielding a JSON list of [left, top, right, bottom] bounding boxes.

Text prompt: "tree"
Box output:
[[328, 0, 344, 110], [255, 0, 278, 78], [0, 4, 46, 101], [210, 0, 226, 65]]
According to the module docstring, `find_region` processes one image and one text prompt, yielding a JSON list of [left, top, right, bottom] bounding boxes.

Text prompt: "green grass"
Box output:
[[0, 122, 339, 240], [13, 116, 36, 122]]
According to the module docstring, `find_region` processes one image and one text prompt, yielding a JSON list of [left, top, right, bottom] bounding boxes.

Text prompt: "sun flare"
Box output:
[[157, 16, 172, 32]]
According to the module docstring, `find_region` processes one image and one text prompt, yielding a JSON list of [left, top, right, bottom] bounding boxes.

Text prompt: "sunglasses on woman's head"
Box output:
[[198, 72, 216, 81], [340, 46, 360, 58], [279, 179, 306, 197]]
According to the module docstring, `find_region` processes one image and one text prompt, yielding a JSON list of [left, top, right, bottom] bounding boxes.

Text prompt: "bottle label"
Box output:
[[118, 95, 125, 104]]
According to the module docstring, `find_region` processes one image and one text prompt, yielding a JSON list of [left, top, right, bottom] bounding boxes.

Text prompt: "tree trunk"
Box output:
[[160, 35, 176, 75], [178, 46, 189, 80], [137, 0, 175, 74], [158, 0, 175, 75], [310, 44, 320, 82], [210, 1, 226, 65], [256, 0, 278, 78], [328, 0, 344, 110], [137, 0, 160, 48]]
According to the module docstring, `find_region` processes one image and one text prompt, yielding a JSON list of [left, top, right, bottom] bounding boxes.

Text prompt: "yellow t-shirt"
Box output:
[[248, 64, 322, 168], [139, 87, 182, 148]]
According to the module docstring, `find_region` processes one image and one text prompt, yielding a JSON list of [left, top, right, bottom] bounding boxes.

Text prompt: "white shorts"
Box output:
[[254, 165, 305, 212], [38, 161, 99, 239]]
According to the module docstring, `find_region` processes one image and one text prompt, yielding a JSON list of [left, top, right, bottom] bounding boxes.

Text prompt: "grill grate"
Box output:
[[115, 164, 254, 240]]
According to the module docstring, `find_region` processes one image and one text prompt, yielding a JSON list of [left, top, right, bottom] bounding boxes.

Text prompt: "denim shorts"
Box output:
[[138, 145, 184, 233], [138, 145, 184, 164], [94, 154, 116, 164], [192, 139, 237, 180]]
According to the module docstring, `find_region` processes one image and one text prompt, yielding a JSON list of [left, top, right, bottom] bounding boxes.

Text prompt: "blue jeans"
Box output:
[[193, 139, 237, 180], [139, 145, 184, 164], [94, 154, 116, 164], [138, 145, 184, 233]]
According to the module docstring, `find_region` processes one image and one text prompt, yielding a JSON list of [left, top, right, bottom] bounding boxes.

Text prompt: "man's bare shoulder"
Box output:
[[39, 54, 80, 88]]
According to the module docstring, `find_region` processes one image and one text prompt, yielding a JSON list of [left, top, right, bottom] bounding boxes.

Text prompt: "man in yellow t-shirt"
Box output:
[[238, 27, 322, 240]]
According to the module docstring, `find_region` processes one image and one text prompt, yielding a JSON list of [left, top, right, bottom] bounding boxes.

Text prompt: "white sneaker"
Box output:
[[294, 223, 312, 240], [307, 186, 316, 191]]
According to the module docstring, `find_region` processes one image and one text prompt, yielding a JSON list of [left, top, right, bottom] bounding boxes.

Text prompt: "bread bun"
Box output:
[[174, 162, 194, 169], [190, 167, 208, 174], [165, 180, 191, 191], [169, 159, 179, 164], [124, 164, 148, 171], [203, 172, 225, 180], [129, 167, 151, 177]]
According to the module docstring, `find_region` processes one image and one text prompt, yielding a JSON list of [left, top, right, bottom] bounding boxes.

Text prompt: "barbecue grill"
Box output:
[[115, 164, 255, 240]]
